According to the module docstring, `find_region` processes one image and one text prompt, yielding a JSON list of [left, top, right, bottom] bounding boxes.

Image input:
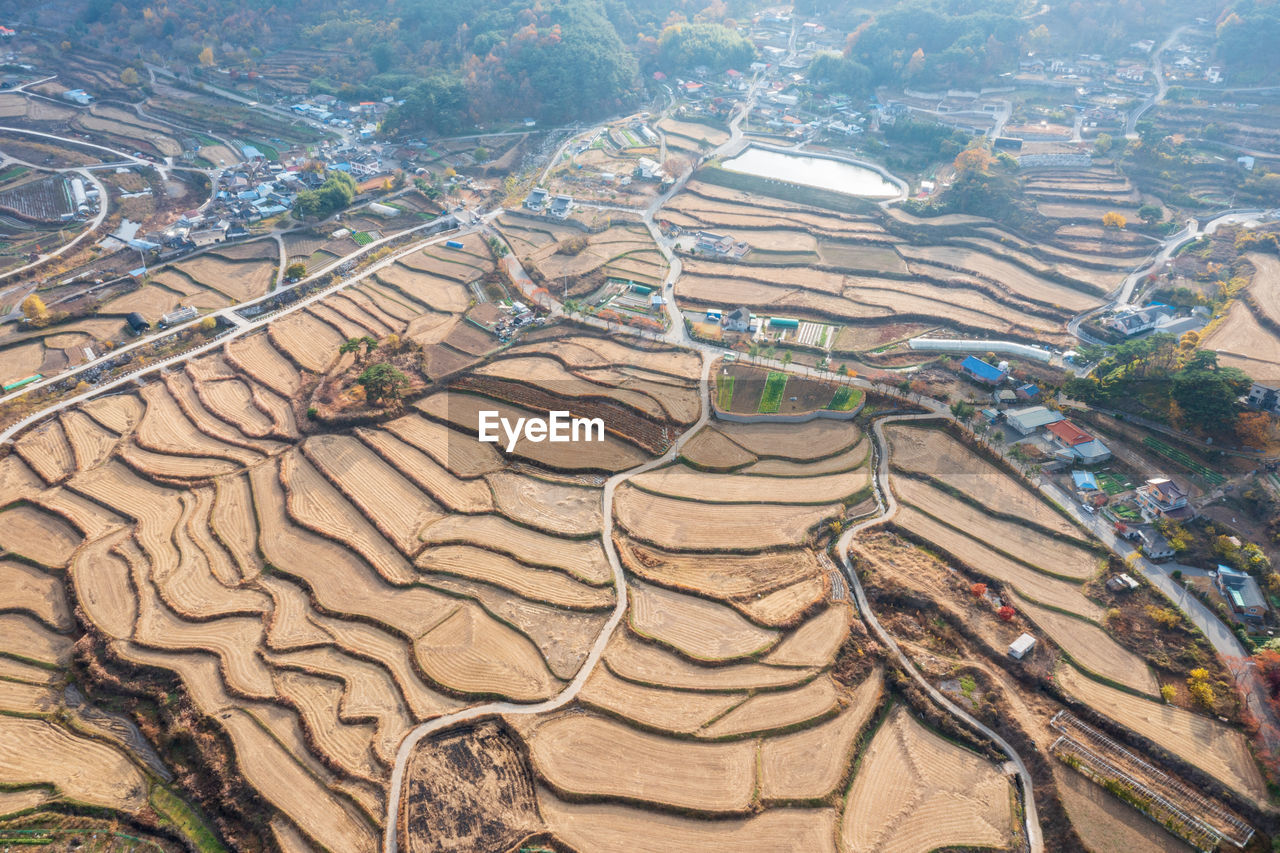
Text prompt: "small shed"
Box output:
[[126, 312, 150, 335], [1008, 633, 1036, 660]]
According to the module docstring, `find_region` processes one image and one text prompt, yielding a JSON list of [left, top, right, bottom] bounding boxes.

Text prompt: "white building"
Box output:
[[1009, 633, 1037, 660]]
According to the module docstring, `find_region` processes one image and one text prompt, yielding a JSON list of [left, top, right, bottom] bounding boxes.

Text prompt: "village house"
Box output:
[[524, 188, 549, 212], [1138, 529, 1175, 561], [1107, 304, 1172, 336], [1246, 381, 1280, 415], [1005, 405, 1064, 436], [1135, 477, 1193, 521], [722, 306, 752, 333], [1216, 566, 1268, 623], [960, 355, 1006, 385], [548, 195, 573, 219], [1045, 419, 1112, 464]]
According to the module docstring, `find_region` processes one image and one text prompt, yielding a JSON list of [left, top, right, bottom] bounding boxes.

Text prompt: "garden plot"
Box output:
[[614, 483, 842, 551], [523, 712, 756, 813], [886, 424, 1080, 538], [539, 790, 837, 853], [628, 580, 779, 661], [842, 705, 1014, 853], [1055, 664, 1267, 805]]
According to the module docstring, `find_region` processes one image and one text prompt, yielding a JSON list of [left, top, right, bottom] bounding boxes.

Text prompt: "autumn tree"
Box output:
[[285, 262, 306, 280], [905, 47, 926, 78], [997, 606, 1015, 622], [953, 147, 991, 175], [120, 67, 140, 86], [198, 46, 214, 66], [198, 316, 217, 333], [970, 582, 987, 599], [1236, 411, 1271, 449], [21, 293, 48, 323], [1102, 211, 1127, 229], [1187, 668, 1215, 710]]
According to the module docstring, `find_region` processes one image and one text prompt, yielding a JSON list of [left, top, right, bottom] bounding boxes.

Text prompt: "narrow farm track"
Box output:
[[380, 350, 713, 853], [836, 412, 1046, 853]]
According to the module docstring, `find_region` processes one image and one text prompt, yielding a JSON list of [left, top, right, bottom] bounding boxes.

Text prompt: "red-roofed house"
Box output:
[[1046, 419, 1092, 446]]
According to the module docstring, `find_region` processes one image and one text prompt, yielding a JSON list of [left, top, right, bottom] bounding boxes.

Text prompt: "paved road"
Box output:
[[380, 350, 714, 853], [1039, 479, 1280, 761], [835, 411, 1045, 853], [1126, 24, 1188, 138], [0, 219, 466, 443]]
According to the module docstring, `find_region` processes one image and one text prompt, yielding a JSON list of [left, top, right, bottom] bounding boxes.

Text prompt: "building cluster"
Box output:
[[1105, 303, 1208, 338], [523, 188, 573, 219]]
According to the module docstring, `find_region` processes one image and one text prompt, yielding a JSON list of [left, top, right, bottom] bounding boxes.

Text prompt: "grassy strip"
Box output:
[[758, 371, 787, 413], [149, 784, 228, 853], [716, 374, 734, 410], [828, 386, 863, 412], [1141, 436, 1225, 485]]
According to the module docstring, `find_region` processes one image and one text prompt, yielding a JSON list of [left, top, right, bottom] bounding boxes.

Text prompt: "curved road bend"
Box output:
[[380, 351, 713, 853], [836, 412, 1045, 853]]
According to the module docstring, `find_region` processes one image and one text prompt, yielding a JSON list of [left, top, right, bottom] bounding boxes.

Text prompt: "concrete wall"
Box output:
[[712, 399, 864, 424]]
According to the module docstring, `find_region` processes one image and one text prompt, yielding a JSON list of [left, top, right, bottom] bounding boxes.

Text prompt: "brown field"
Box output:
[[196, 378, 277, 438], [893, 476, 1098, 579], [894, 506, 1102, 621], [135, 382, 258, 465], [61, 409, 120, 470], [1012, 593, 1157, 695], [401, 719, 541, 853], [0, 339, 46, 384], [0, 716, 148, 811], [885, 424, 1081, 538], [174, 255, 277, 302], [225, 331, 303, 396], [280, 449, 413, 583], [303, 433, 444, 554], [896, 243, 1103, 309], [0, 559, 72, 631], [842, 705, 1014, 853], [605, 629, 818, 692], [614, 483, 841, 551], [375, 263, 472, 312], [701, 674, 840, 739], [269, 311, 344, 373], [415, 605, 561, 700], [679, 424, 757, 470], [70, 536, 138, 639], [419, 391, 650, 472], [420, 512, 610, 584], [476, 356, 667, 420], [0, 676, 57, 713], [539, 788, 837, 853], [759, 669, 884, 800], [525, 711, 756, 812], [715, 419, 861, 460], [763, 605, 850, 668], [0, 787, 54, 819], [628, 581, 779, 661], [1056, 664, 1267, 805], [80, 392, 144, 434], [14, 419, 75, 484], [632, 460, 868, 505], [617, 537, 821, 601], [578, 665, 744, 733], [1246, 252, 1280, 327], [0, 504, 81, 568], [486, 470, 602, 537], [1053, 767, 1193, 853], [416, 544, 612, 610], [742, 438, 869, 476], [0, 613, 72, 667], [357, 426, 495, 511], [1204, 300, 1280, 384], [737, 574, 829, 626]]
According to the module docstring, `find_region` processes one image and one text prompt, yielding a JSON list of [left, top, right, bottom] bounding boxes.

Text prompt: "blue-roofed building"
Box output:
[[1216, 566, 1268, 623], [961, 355, 1007, 385], [242, 145, 265, 160], [1016, 382, 1041, 400], [1071, 470, 1099, 491]]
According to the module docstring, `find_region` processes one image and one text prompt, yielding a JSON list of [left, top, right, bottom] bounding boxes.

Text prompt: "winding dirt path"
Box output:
[[380, 350, 713, 853]]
